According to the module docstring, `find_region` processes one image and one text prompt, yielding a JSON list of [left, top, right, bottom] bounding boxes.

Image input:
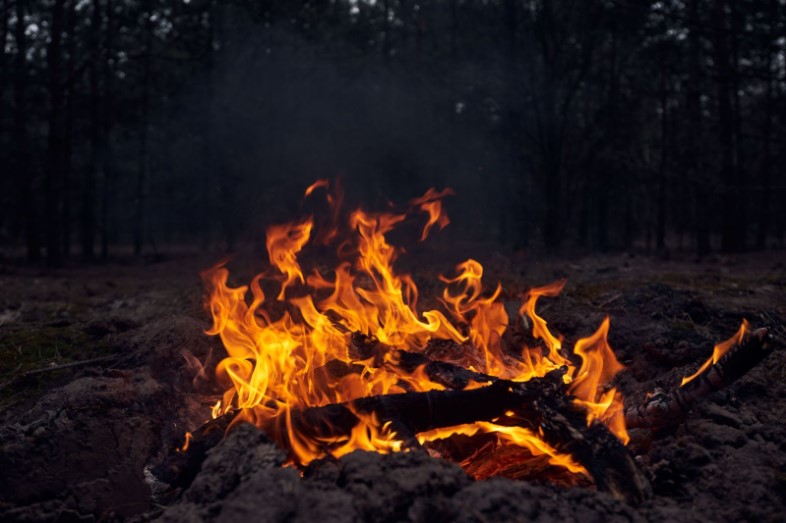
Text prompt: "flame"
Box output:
[[266, 218, 313, 300], [568, 317, 629, 444], [211, 400, 223, 419], [180, 431, 193, 452], [410, 187, 454, 241], [303, 178, 344, 245], [417, 422, 587, 475], [201, 182, 629, 476], [681, 319, 750, 387], [304, 179, 330, 197]]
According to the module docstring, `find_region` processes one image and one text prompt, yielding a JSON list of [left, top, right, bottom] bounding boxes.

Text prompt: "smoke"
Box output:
[[149, 15, 516, 249]]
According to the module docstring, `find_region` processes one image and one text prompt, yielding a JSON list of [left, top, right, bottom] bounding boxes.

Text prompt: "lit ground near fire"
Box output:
[[1, 246, 785, 522]]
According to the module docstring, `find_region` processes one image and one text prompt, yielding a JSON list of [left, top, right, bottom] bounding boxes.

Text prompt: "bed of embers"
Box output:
[[1, 183, 785, 522]]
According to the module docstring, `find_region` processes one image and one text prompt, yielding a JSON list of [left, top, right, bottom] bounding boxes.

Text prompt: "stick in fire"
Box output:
[[156, 182, 778, 507], [625, 325, 775, 430], [155, 363, 652, 504], [155, 323, 777, 506]]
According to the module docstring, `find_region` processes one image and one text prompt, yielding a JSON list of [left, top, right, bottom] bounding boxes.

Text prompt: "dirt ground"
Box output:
[[0, 245, 784, 522]]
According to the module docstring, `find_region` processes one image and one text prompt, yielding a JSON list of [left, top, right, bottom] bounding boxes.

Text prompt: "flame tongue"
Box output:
[[681, 319, 751, 387], [202, 183, 629, 475]]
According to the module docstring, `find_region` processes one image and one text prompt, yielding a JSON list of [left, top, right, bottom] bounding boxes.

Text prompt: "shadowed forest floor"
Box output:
[[0, 247, 784, 522]]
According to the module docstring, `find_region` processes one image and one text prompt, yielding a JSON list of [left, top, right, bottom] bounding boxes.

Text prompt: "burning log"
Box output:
[[157, 324, 776, 503], [625, 326, 774, 430], [156, 366, 651, 504]]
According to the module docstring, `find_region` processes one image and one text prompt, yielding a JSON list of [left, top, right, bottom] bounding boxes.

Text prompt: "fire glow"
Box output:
[[201, 180, 629, 480]]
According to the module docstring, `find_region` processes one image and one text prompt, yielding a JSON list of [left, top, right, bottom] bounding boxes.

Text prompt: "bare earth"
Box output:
[[1, 246, 784, 522]]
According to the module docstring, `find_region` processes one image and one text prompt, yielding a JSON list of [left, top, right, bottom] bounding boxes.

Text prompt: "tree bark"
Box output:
[[687, 0, 710, 256], [0, 0, 9, 233], [502, 0, 528, 249], [44, 0, 68, 268], [213, 4, 237, 252], [200, 0, 216, 250], [82, 0, 103, 259], [535, 3, 562, 249], [14, 0, 41, 262], [134, 0, 154, 256], [0, 0, 7, 97], [712, 0, 741, 253], [100, 0, 116, 259], [755, 0, 777, 250], [656, 48, 668, 252], [62, 0, 77, 259]]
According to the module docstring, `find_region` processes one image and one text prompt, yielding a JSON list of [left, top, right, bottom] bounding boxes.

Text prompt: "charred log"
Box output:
[[157, 367, 650, 504], [151, 411, 236, 489], [625, 327, 774, 430]]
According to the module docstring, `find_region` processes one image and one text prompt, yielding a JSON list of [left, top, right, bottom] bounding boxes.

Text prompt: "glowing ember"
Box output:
[[201, 180, 628, 478]]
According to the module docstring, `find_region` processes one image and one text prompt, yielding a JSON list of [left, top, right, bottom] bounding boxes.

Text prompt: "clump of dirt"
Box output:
[[149, 424, 641, 523]]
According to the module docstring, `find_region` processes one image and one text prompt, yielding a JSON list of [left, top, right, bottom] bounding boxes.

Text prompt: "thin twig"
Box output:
[[21, 355, 118, 377]]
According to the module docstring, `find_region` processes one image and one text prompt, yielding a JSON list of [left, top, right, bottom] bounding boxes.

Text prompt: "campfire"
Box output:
[[157, 181, 774, 505]]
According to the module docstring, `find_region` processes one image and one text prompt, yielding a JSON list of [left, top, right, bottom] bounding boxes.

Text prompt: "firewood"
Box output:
[[624, 327, 774, 430], [284, 370, 650, 503], [156, 369, 650, 504]]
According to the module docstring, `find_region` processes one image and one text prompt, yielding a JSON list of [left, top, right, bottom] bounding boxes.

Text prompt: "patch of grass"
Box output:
[[0, 323, 115, 403]]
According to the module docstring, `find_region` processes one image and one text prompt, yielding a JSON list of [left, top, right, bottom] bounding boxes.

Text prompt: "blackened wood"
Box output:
[[290, 375, 555, 441], [152, 412, 235, 489], [157, 345, 651, 503], [284, 369, 651, 504], [625, 327, 773, 430], [350, 332, 499, 389]]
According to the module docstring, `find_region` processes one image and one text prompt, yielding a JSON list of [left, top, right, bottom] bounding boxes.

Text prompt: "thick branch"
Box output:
[[158, 336, 652, 503], [625, 327, 774, 430]]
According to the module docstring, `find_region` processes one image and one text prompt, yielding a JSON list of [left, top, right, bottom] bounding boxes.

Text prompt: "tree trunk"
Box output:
[[134, 0, 154, 256], [45, 0, 67, 268], [502, 0, 528, 249], [200, 0, 216, 250], [656, 51, 668, 252], [100, 0, 115, 259], [755, 0, 777, 249], [0, 0, 9, 233], [211, 3, 237, 252], [62, 0, 77, 259], [712, 1, 740, 253], [0, 0, 7, 98], [729, 0, 746, 251], [533, 3, 564, 249], [83, 0, 103, 259], [687, 0, 710, 256], [14, 0, 40, 262]]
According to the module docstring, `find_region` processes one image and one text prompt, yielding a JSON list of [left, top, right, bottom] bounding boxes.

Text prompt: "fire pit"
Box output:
[[0, 182, 783, 522], [152, 181, 775, 512]]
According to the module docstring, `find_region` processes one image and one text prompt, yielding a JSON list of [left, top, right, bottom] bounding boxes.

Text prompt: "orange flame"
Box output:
[[681, 319, 750, 387], [417, 422, 587, 475], [180, 431, 193, 452], [304, 179, 330, 197], [201, 182, 629, 474], [410, 187, 454, 241]]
